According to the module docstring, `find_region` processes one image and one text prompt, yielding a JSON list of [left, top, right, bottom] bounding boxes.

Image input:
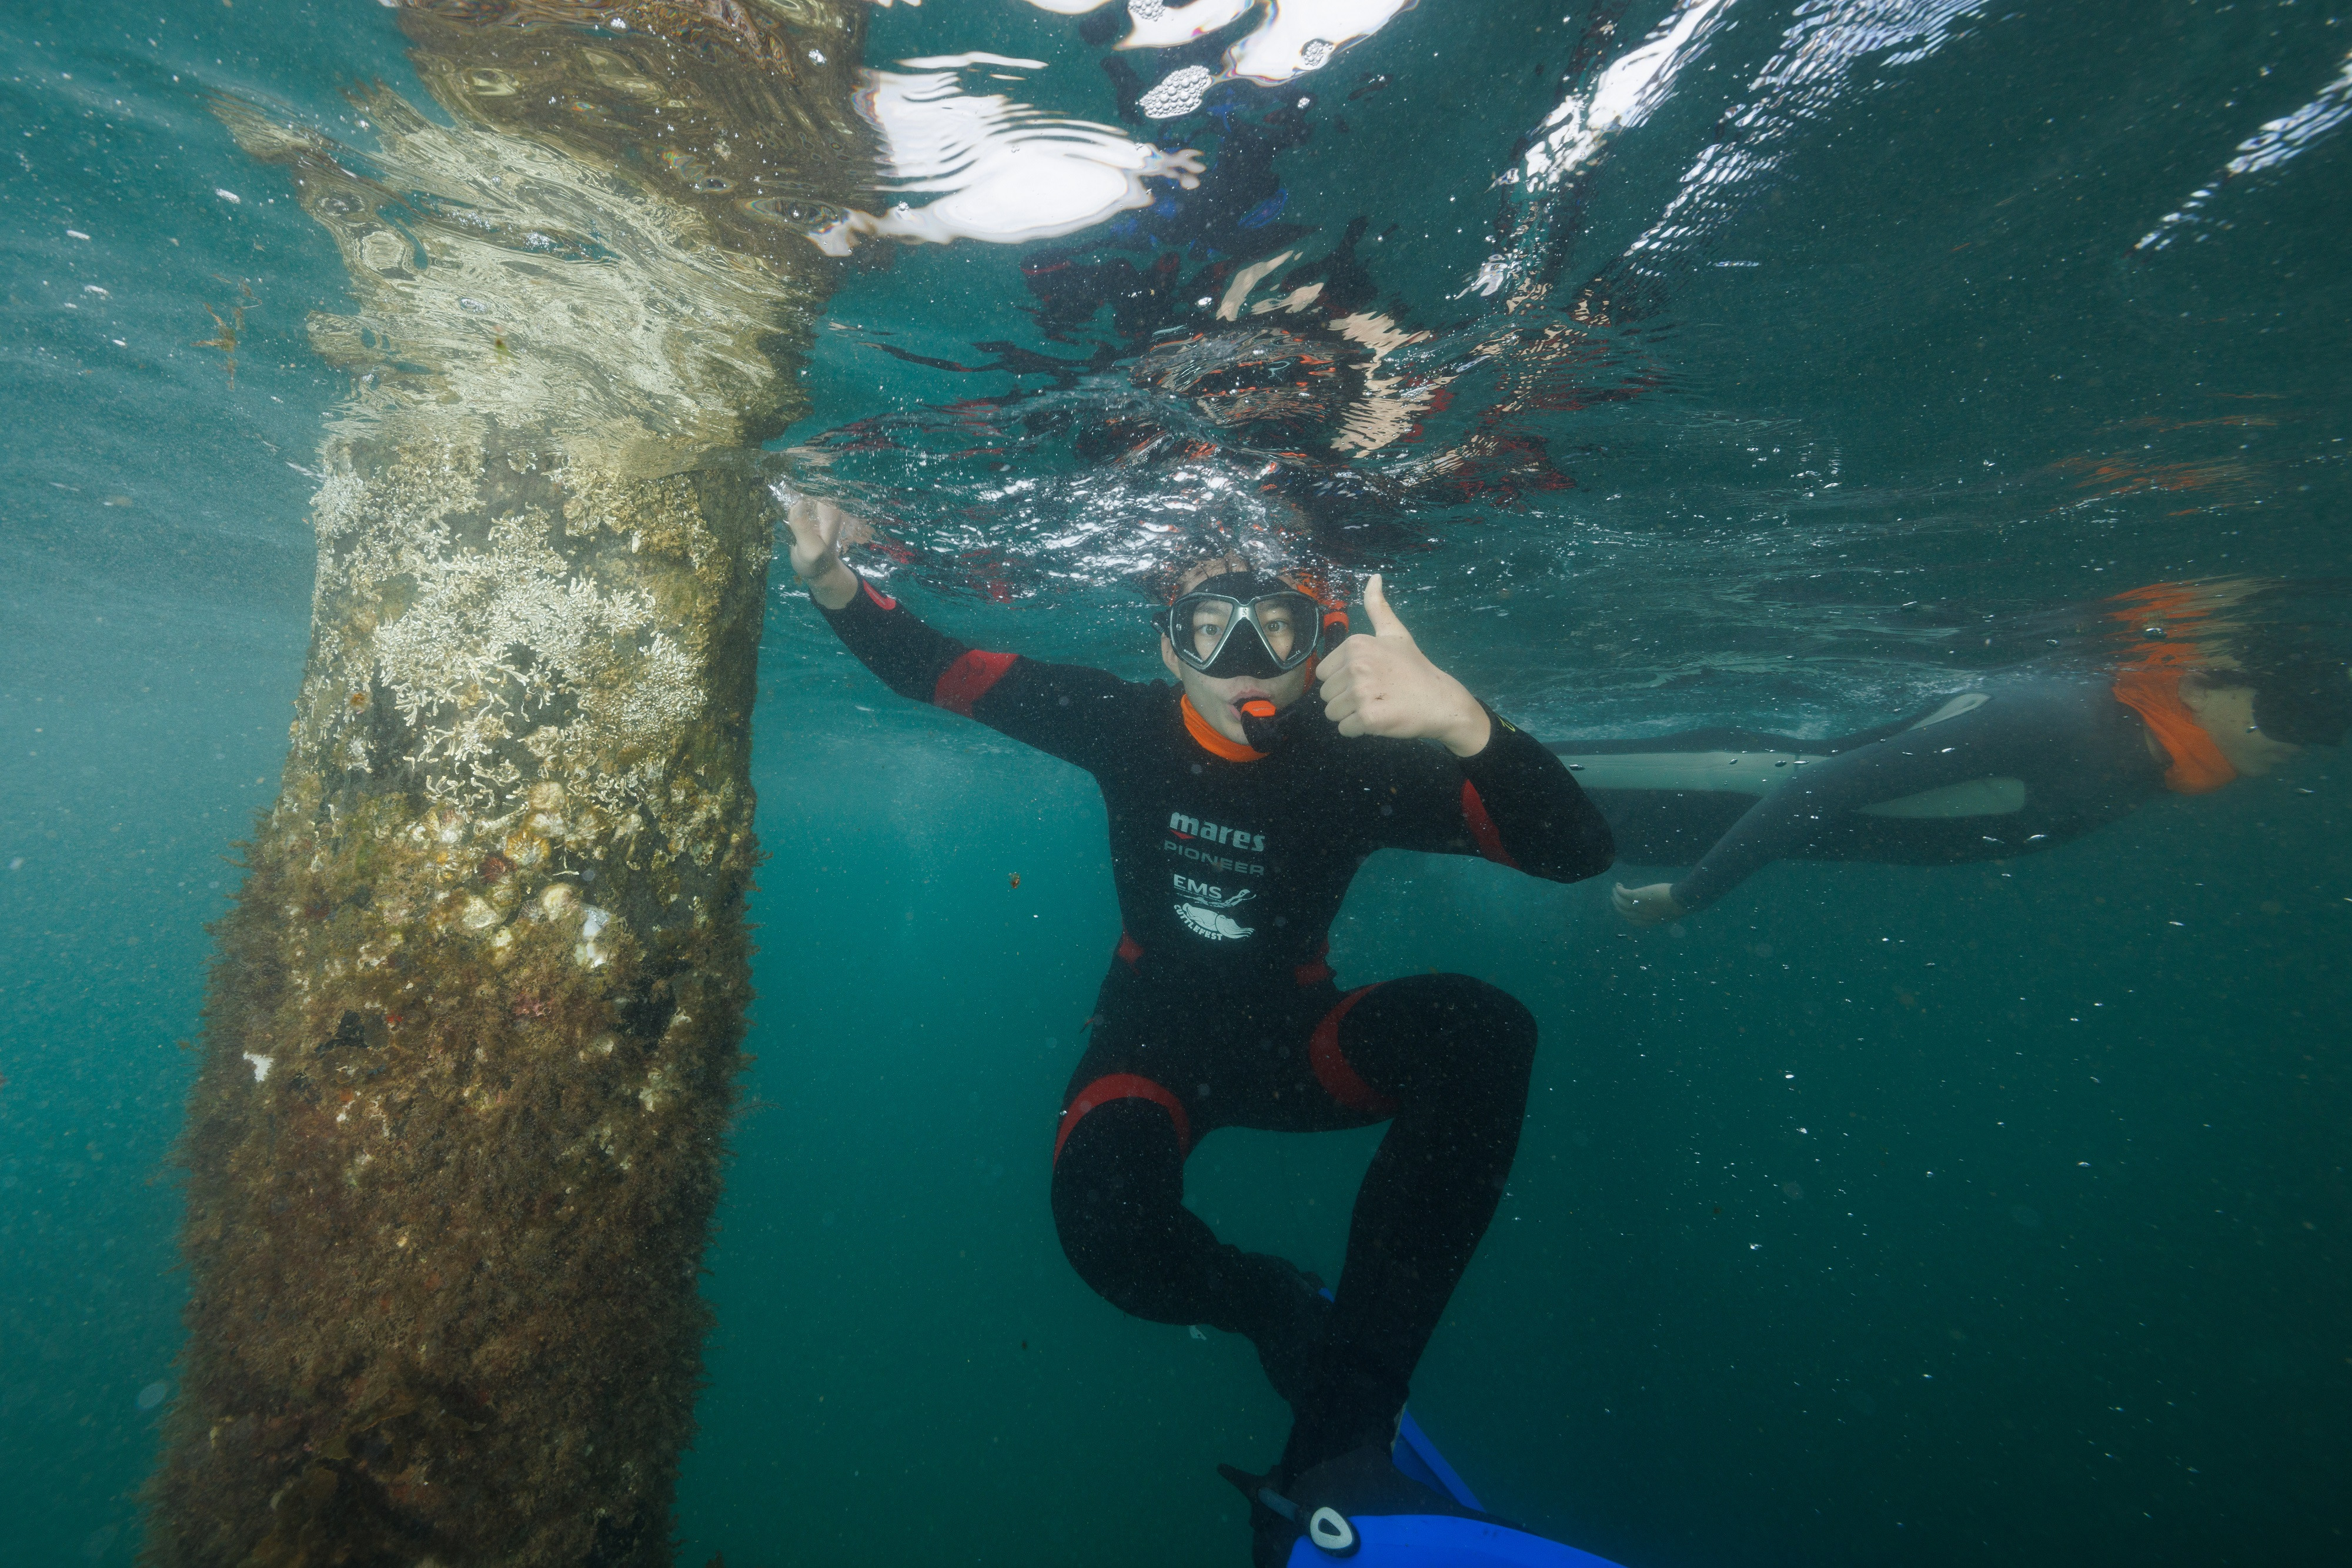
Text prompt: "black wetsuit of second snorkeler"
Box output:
[[1550, 666, 2239, 914], [816, 574, 1613, 1487]]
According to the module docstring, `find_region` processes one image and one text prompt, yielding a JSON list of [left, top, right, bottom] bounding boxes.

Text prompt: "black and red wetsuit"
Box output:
[[818, 576, 1613, 1474]]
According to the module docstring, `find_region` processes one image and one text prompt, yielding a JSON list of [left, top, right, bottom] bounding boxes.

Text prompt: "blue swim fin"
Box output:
[[1229, 1440, 1631, 1567], [1391, 1407, 1482, 1513], [1230, 1290, 1631, 1566]]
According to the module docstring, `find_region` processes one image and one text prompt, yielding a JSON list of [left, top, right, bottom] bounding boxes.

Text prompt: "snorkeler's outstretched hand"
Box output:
[[1612, 882, 1686, 928], [1317, 574, 1493, 757], [783, 494, 861, 610]]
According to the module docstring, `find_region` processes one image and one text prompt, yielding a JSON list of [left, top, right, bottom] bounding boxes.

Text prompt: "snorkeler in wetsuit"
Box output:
[[1552, 651, 2348, 927], [783, 497, 1613, 1551]]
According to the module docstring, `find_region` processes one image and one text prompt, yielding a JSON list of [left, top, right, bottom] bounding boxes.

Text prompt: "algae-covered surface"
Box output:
[[136, 2, 865, 1560]]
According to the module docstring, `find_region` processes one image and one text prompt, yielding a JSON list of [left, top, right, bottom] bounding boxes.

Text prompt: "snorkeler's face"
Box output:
[[1160, 632, 1314, 743]]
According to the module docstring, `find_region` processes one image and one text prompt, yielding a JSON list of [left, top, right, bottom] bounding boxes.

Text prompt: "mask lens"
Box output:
[[1253, 594, 1314, 664], [1171, 594, 1242, 670], [1185, 598, 1234, 663]]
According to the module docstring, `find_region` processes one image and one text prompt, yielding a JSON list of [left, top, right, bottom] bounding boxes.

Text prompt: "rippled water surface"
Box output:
[[4, 2, 2348, 1564]]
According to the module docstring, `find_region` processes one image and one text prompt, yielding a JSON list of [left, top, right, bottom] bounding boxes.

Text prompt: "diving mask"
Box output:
[[1164, 573, 1335, 681]]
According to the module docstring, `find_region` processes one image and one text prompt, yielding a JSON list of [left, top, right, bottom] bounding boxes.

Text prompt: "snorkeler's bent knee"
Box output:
[[1049, 1095, 1331, 1380], [1046, 973, 1541, 1488]]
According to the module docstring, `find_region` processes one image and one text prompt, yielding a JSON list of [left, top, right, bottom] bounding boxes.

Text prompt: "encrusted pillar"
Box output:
[[145, 4, 863, 1563]]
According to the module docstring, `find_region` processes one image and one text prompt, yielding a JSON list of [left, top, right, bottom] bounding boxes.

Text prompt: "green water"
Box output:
[[670, 721, 2349, 1566], [5, 1, 2350, 1563]]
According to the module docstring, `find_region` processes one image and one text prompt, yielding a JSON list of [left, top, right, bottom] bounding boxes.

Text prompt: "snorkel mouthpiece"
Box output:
[[1238, 697, 1286, 751]]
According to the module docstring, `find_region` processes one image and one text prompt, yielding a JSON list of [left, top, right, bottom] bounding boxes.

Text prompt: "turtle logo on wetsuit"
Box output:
[[1172, 875, 1257, 941]]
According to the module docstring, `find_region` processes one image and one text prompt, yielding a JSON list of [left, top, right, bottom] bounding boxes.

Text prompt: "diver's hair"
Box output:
[[1151, 548, 1342, 611], [1158, 550, 1261, 603], [2207, 642, 2352, 747]]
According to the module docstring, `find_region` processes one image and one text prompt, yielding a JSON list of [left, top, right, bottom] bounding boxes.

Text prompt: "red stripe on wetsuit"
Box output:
[[1055, 1073, 1192, 1164], [1309, 984, 1401, 1116], [934, 648, 1017, 716], [1459, 780, 1519, 868]]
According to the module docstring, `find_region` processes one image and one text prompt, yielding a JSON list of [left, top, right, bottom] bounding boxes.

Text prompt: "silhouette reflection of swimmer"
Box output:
[[1020, 216, 1382, 349], [1550, 632, 2349, 927], [823, 58, 1582, 579], [1021, 248, 1187, 342], [1011, 64, 1329, 347]]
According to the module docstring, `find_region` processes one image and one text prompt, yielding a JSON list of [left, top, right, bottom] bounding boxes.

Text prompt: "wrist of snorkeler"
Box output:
[[1437, 693, 1494, 758], [801, 557, 858, 611]]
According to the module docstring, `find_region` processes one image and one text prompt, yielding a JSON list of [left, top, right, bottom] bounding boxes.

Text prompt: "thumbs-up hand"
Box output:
[[1316, 574, 1493, 757]]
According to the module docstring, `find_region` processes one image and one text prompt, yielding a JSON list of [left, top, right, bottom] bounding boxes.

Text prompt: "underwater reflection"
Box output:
[[1018, 0, 1422, 108], [814, 51, 1205, 253], [2136, 44, 2352, 252]]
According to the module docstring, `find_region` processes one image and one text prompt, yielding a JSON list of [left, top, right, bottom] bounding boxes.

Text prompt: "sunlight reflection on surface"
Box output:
[[814, 51, 1205, 252]]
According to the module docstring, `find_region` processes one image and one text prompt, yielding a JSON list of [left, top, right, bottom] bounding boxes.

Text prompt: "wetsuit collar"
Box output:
[[2112, 668, 2236, 794], [1181, 694, 1267, 763]]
